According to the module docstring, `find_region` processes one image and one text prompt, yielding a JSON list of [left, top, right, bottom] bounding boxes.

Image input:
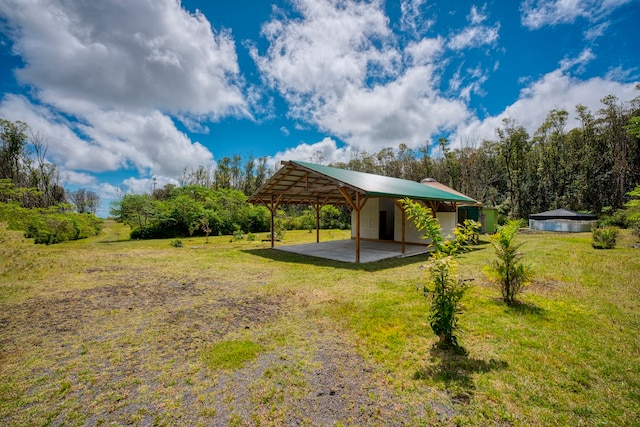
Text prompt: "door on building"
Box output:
[[378, 199, 395, 241]]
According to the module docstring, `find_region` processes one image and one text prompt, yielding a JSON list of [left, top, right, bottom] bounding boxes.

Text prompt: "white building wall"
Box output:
[[351, 198, 459, 244], [350, 198, 380, 240], [401, 209, 457, 244], [437, 212, 457, 240]]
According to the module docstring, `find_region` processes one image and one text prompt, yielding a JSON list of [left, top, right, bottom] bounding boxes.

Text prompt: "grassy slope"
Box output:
[[1, 221, 639, 426]]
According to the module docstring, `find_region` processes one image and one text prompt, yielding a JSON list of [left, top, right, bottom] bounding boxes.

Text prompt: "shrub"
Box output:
[[232, 226, 244, 242], [485, 219, 532, 304], [421, 253, 469, 349], [1, 202, 103, 244], [402, 198, 469, 350], [624, 186, 640, 242], [598, 206, 627, 228], [170, 239, 183, 248], [451, 219, 481, 251], [592, 226, 618, 249]]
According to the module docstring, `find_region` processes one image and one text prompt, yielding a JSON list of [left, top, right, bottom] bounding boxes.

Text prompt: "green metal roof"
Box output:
[[248, 160, 477, 205], [291, 160, 476, 202]]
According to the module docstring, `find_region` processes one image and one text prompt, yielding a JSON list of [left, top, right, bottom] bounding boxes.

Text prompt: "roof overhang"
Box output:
[[248, 160, 477, 206]]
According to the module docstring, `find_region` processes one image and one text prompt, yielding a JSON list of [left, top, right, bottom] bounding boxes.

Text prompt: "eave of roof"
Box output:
[[248, 160, 477, 205], [529, 209, 597, 220]]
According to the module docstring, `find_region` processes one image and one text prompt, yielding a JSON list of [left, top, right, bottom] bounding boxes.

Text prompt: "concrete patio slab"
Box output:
[[274, 239, 431, 263]]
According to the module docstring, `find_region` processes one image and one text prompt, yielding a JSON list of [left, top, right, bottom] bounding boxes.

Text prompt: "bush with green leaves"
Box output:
[[402, 198, 470, 350], [420, 253, 470, 348], [624, 186, 640, 241], [598, 206, 628, 228], [452, 219, 481, 248], [111, 186, 270, 239], [485, 219, 531, 303], [591, 226, 618, 249], [232, 226, 244, 242], [170, 239, 183, 248], [0, 202, 103, 244]]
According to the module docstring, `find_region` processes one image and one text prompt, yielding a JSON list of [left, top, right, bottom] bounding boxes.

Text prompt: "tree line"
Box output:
[[114, 90, 640, 239], [0, 118, 103, 243], [0, 118, 102, 213], [4, 89, 639, 242], [330, 92, 640, 220]]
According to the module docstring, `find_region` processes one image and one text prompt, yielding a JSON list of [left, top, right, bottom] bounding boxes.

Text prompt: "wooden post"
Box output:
[[263, 194, 282, 249], [315, 198, 320, 243], [270, 195, 276, 248], [401, 206, 406, 254], [393, 199, 407, 255], [338, 187, 364, 263], [355, 192, 361, 264]]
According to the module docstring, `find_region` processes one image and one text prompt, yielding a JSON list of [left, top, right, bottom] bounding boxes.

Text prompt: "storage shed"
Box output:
[[529, 209, 597, 232]]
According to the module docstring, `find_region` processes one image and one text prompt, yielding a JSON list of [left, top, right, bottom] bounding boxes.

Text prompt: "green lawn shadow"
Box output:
[[487, 298, 547, 317], [414, 346, 509, 401], [242, 247, 429, 272]]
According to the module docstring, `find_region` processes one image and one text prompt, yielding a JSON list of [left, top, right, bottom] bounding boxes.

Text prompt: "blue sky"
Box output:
[[0, 0, 638, 216]]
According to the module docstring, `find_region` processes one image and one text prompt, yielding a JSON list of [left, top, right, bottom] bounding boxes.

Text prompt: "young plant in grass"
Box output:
[[591, 226, 619, 249], [485, 219, 531, 303], [402, 199, 470, 350], [420, 252, 469, 349]]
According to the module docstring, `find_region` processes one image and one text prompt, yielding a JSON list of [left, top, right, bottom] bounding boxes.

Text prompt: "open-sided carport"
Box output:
[[248, 160, 476, 263]]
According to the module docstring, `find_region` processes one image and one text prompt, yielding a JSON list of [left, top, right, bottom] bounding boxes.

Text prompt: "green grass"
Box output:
[[1, 221, 639, 425], [201, 340, 263, 370]]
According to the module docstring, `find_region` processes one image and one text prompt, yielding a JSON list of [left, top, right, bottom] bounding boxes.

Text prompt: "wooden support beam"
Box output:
[[270, 205, 275, 248], [422, 200, 439, 217], [337, 187, 365, 263], [355, 192, 361, 264], [393, 199, 407, 255], [266, 194, 283, 248], [314, 198, 321, 243], [338, 187, 357, 211]]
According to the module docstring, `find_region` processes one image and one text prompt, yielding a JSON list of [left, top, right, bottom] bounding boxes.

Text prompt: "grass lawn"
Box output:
[[1, 221, 639, 426]]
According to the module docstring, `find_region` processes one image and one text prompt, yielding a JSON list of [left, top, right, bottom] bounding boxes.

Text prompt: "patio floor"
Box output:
[[274, 239, 431, 263]]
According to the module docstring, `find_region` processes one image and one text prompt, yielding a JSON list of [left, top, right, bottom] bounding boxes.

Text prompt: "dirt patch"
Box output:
[[527, 278, 565, 293], [0, 276, 287, 426], [203, 331, 436, 426], [1, 268, 449, 425]]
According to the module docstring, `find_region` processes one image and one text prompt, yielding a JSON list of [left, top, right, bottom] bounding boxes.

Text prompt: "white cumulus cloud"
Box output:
[[270, 137, 353, 167], [0, 0, 247, 118], [0, 0, 240, 186], [252, 0, 471, 152], [452, 67, 639, 146]]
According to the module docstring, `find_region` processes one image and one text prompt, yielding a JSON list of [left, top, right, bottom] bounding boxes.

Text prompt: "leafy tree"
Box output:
[[598, 95, 632, 208], [215, 156, 232, 190], [0, 202, 103, 244], [625, 116, 640, 138], [496, 119, 532, 218], [0, 119, 29, 185], [111, 194, 155, 228], [68, 188, 101, 214], [421, 253, 468, 349]]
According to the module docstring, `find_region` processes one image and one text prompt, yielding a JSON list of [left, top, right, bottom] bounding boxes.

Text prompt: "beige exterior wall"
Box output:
[[351, 198, 458, 243], [436, 212, 457, 240], [350, 198, 380, 240]]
